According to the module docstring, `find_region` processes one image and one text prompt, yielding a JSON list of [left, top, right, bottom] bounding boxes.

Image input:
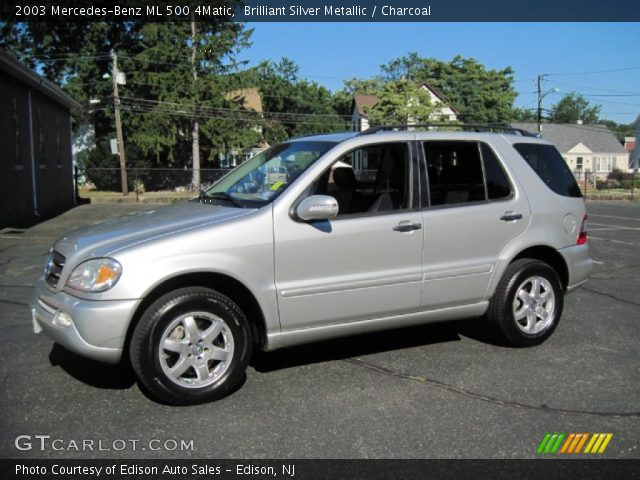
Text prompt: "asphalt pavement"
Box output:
[[0, 201, 638, 459]]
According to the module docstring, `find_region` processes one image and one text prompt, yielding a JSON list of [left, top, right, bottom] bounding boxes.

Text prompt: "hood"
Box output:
[[54, 202, 255, 259]]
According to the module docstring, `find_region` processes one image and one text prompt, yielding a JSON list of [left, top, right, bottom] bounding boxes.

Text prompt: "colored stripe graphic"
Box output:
[[539, 433, 613, 454], [537, 433, 565, 454], [585, 433, 613, 454]]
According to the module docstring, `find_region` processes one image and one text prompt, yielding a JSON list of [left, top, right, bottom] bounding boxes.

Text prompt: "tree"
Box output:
[[511, 108, 538, 122], [549, 93, 601, 124], [332, 77, 384, 117], [600, 120, 635, 141], [365, 80, 437, 125], [380, 53, 517, 124], [1, 19, 253, 190], [252, 58, 346, 143]]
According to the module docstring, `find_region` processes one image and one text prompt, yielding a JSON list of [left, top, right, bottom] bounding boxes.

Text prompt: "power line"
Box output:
[[545, 66, 640, 76], [546, 79, 640, 95]]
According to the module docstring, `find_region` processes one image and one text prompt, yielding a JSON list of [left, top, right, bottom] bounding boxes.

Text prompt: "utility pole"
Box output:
[[190, 18, 201, 190], [111, 49, 128, 195], [537, 74, 544, 133]]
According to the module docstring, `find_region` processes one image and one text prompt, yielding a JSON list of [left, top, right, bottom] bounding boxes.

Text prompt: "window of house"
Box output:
[[576, 157, 583, 170], [595, 156, 612, 173], [315, 143, 410, 216]]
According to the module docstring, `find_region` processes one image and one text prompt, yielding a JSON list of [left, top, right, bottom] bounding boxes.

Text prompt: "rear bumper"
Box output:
[[31, 280, 140, 364], [559, 243, 593, 293]]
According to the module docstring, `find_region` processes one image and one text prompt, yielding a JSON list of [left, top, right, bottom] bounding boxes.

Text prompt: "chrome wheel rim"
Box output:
[[512, 276, 556, 335], [158, 311, 234, 388]]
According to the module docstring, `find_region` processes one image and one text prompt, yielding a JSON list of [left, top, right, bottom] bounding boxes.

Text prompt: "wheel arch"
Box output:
[[510, 245, 569, 291], [124, 272, 268, 362]]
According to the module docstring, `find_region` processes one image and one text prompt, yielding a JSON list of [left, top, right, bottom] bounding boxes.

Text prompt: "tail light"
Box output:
[[576, 214, 588, 245]]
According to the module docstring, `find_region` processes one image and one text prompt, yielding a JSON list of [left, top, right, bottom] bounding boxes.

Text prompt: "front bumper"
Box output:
[[32, 280, 141, 364], [559, 243, 593, 293]]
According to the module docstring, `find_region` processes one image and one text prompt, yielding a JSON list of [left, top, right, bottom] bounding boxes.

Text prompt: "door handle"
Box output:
[[500, 211, 523, 222], [393, 222, 422, 232]]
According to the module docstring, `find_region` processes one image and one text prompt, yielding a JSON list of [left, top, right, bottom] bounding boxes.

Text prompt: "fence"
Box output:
[[572, 169, 594, 191], [77, 168, 231, 195]]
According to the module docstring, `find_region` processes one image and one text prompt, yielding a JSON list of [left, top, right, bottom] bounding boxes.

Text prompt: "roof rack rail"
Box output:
[[359, 123, 540, 138]]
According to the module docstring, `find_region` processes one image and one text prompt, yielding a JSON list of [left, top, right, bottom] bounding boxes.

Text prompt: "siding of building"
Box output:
[[0, 52, 78, 228]]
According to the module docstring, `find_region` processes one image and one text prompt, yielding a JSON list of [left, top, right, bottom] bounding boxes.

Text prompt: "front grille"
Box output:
[[45, 251, 66, 288]]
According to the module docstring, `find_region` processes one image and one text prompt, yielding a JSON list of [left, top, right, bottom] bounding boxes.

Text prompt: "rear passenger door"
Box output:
[[419, 140, 530, 308]]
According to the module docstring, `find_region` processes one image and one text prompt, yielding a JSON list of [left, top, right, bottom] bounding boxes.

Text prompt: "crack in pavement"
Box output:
[[0, 244, 19, 255], [344, 358, 640, 419], [579, 286, 640, 309], [0, 299, 30, 307], [0, 257, 19, 268]]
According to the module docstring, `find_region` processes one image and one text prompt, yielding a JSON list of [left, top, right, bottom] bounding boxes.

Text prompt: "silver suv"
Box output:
[[32, 126, 592, 405]]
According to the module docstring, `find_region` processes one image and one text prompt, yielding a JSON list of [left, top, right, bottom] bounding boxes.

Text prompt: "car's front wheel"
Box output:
[[130, 287, 252, 405], [488, 259, 564, 347]]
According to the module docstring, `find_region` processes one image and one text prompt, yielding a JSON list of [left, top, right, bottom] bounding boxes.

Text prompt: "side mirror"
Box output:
[[296, 195, 339, 221]]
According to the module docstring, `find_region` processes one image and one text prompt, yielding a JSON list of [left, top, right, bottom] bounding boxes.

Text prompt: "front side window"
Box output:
[[312, 142, 411, 216], [203, 141, 335, 208]]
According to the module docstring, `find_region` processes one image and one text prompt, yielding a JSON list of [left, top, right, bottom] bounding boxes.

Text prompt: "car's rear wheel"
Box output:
[[488, 259, 564, 347], [130, 287, 251, 405]]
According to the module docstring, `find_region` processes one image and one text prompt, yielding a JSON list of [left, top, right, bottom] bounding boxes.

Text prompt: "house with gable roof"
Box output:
[[511, 122, 630, 181], [351, 82, 458, 132]]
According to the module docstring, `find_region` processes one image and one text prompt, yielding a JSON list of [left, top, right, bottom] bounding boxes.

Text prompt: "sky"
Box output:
[[240, 22, 640, 125]]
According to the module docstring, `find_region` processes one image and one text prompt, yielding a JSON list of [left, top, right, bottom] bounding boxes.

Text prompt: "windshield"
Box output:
[[201, 141, 335, 207]]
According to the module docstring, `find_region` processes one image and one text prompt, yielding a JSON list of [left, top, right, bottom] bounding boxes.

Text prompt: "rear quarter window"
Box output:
[[513, 143, 582, 198]]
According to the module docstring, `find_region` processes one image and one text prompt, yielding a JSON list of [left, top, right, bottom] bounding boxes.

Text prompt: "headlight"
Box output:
[[66, 258, 122, 292]]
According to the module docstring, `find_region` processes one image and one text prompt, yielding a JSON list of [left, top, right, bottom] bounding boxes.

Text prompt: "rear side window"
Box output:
[[481, 143, 512, 200], [513, 143, 582, 198], [423, 141, 512, 206]]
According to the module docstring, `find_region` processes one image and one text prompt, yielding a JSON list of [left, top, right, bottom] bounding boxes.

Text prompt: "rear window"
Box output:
[[513, 143, 582, 198]]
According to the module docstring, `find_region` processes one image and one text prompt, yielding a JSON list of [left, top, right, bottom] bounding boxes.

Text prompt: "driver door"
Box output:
[[273, 141, 424, 331]]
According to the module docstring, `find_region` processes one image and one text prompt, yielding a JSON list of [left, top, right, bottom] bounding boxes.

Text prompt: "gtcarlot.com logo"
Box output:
[[537, 433, 613, 455]]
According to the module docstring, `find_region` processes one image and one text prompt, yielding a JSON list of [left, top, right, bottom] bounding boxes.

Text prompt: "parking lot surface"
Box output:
[[0, 201, 638, 459]]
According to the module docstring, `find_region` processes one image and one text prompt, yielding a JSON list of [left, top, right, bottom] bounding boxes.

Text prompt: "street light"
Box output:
[[537, 74, 559, 133]]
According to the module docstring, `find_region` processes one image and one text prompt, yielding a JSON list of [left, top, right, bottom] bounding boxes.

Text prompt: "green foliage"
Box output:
[[253, 58, 347, 140], [366, 80, 437, 125], [332, 78, 384, 116], [600, 120, 635, 141], [511, 108, 538, 122], [550, 93, 601, 124], [380, 53, 517, 124]]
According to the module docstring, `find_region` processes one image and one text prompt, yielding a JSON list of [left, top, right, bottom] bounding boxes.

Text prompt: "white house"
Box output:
[[631, 114, 640, 170], [351, 82, 458, 132], [511, 123, 629, 181]]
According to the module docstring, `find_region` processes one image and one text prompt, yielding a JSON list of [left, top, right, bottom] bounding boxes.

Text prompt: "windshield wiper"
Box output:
[[201, 191, 244, 208]]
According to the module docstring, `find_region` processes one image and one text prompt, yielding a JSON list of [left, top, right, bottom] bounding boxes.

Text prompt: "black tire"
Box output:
[[130, 287, 252, 405], [488, 259, 564, 347]]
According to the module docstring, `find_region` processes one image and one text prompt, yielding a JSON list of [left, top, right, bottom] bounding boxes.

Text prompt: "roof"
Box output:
[[417, 82, 460, 115], [226, 87, 263, 113], [352, 94, 378, 115], [0, 48, 81, 110], [511, 123, 627, 154], [352, 83, 459, 117]]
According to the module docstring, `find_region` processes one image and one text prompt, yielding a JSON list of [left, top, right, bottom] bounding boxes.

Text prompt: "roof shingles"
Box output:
[[511, 123, 627, 154]]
